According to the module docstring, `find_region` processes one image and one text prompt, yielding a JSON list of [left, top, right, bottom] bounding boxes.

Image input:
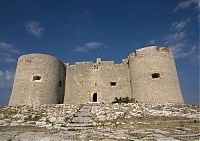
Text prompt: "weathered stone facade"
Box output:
[[9, 46, 184, 106]]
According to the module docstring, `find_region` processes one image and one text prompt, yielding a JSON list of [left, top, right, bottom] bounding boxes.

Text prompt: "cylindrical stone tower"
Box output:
[[9, 54, 66, 106], [128, 46, 183, 104]]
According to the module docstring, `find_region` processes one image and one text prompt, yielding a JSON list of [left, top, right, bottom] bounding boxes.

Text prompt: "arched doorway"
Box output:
[[93, 93, 97, 102]]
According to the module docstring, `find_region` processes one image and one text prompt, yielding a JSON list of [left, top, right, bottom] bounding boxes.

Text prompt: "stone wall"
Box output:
[[9, 54, 66, 106], [128, 46, 183, 104], [9, 46, 184, 105], [64, 62, 94, 104], [64, 59, 131, 104]]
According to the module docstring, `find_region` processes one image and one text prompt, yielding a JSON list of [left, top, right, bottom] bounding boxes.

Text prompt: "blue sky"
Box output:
[[0, 0, 199, 106]]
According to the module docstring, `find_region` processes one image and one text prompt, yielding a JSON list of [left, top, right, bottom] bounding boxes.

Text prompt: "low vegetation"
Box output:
[[112, 97, 136, 104]]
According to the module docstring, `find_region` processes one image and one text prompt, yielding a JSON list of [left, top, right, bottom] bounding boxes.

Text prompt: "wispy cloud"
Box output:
[[165, 32, 186, 45], [75, 41, 108, 52], [0, 42, 20, 53], [25, 21, 44, 37], [145, 39, 156, 46], [171, 17, 191, 31], [149, 39, 156, 44], [164, 18, 197, 59], [0, 42, 19, 88], [0, 70, 15, 88], [192, 54, 200, 64], [0, 53, 16, 63], [170, 44, 197, 59], [174, 0, 199, 12], [0, 41, 20, 63]]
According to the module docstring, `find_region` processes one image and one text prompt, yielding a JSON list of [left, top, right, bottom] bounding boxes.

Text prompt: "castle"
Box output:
[[9, 46, 184, 106]]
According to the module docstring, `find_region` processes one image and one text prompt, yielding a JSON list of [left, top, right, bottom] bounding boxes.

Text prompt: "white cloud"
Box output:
[[0, 41, 20, 63], [75, 41, 108, 52], [165, 32, 186, 44], [192, 54, 200, 64], [171, 44, 197, 58], [149, 40, 155, 44], [0, 42, 20, 53], [25, 21, 44, 37], [174, 0, 199, 12], [164, 18, 197, 59], [0, 70, 15, 88], [171, 17, 191, 31], [164, 31, 196, 59], [0, 53, 16, 63], [145, 39, 156, 46]]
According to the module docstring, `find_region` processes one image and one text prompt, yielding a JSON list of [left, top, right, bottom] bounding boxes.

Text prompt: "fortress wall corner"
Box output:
[[9, 54, 66, 106], [64, 62, 94, 104], [128, 46, 183, 104]]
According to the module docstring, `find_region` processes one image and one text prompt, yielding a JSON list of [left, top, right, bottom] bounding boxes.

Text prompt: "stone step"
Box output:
[[71, 117, 92, 123], [61, 126, 93, 131], [79, 109, 90, 113], [74, 112, 91, 117], [67, 123, 93, 127], [79, 106, 90, 112]]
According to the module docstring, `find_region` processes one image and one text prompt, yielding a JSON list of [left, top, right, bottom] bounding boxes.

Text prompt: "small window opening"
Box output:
[[151, 73, 160, 79], [59, 81, 62, 87], [33, 76, 41, 81], [95, 83, 97, 86], [110, 82, 116, 86], [93, 93, 97, 102]]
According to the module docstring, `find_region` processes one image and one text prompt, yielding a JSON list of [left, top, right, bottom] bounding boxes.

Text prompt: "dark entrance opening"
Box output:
[[151, 73, 160, 79], [93, 93, 97, 102]]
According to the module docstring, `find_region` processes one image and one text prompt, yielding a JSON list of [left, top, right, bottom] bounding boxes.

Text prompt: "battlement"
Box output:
[[18, 53, 60, 64], [128, 46, 172, 60], [75, 61, 93, 65], [136, 46, 159, 53], [67, 58, 117, 69]]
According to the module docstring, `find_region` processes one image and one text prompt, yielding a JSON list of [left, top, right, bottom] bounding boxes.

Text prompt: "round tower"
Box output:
[[128, 46, 183, 104], [9, 54, 66, 106]]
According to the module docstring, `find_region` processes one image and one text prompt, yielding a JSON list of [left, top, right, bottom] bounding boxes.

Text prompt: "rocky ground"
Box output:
[[0, 103, 199, 140]]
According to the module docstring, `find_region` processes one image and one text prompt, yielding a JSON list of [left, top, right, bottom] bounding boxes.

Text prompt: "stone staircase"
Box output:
[[66, 104, 93, 130]]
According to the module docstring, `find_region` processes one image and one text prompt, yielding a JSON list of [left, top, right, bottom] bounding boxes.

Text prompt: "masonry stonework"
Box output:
[[9, 54, 66, 105], [9, 46, 184, 106]]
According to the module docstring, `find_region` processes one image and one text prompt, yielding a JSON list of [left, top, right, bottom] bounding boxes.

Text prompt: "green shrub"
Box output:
[[112, 97, 135, 104]]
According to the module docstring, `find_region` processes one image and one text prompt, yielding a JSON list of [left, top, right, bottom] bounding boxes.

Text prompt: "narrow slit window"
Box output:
[[59, 81, 62, 87], [110, 82, 116, 86], [33, 76, 41, 82], [151, 73, 160, 79]]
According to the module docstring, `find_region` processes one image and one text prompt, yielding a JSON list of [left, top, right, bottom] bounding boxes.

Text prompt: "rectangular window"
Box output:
[[33, 76, 41, 82], [151, 73, 160, 79], [110, 82, 116, 86]]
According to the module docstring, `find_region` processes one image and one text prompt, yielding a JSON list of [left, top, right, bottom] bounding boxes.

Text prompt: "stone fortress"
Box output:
[[9, 46, 184, 106]]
